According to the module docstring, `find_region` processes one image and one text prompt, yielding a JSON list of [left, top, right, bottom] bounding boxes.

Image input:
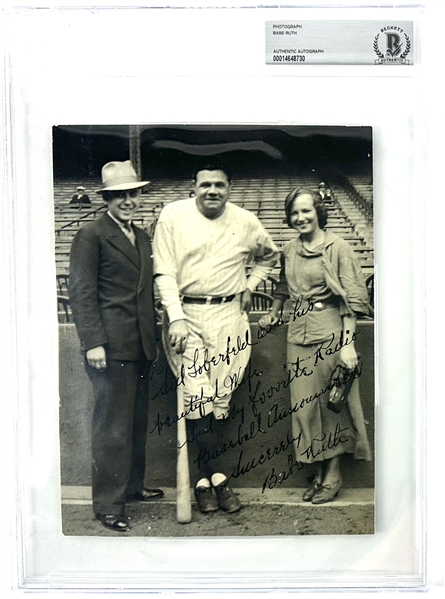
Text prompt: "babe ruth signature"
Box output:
[[261, 454, 304, 493], [260, 423, 349, 493]]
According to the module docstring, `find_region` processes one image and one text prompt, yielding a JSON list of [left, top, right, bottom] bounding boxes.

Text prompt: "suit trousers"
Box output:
[[86, 358, 152, 515]]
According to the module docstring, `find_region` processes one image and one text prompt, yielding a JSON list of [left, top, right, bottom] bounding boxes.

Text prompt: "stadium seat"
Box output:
[[251, 291, 274, 311]]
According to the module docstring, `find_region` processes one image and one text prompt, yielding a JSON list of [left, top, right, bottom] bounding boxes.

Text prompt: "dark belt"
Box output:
[[182, 294, 236, 305]]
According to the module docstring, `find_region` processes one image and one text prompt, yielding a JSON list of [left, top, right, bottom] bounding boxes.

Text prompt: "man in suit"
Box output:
[[69, 160, 163, 532], [317, 181, 331, 201], [69, 185, 91, 205]]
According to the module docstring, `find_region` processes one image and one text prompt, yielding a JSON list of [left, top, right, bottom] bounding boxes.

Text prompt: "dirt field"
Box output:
[[62, 487, 374, 537]]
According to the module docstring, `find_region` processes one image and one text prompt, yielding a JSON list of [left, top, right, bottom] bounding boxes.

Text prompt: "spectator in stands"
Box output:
[[317, 181, 331, 201], [153, 163, 278, 515], [69, 185, 91, 205], [69, 160, 163, 533], [258, 187, 371, 504]]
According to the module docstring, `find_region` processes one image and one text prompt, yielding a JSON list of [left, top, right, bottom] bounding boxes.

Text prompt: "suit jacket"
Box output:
[[70, 194, 91, 204], [69, 213, 157, 361]]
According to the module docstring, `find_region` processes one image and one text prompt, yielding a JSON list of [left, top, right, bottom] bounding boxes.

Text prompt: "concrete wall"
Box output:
[[59, 320, 374, 491]]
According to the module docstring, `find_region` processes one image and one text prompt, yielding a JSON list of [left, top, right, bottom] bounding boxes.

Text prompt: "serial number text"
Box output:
[[272, 54, 306, 62]]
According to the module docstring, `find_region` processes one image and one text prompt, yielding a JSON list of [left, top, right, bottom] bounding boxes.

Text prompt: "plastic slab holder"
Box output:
[[1, 0, 441, 596]]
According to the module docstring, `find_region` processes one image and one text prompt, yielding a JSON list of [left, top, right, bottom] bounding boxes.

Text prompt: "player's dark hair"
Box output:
[[192, 163, 232, 183]]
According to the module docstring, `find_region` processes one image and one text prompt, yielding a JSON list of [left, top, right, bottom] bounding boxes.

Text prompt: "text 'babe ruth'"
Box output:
[[153, 164, 279, 514]]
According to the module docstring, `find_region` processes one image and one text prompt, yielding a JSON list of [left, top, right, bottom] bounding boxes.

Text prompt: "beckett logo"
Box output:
[[373, 26, 411, 64]]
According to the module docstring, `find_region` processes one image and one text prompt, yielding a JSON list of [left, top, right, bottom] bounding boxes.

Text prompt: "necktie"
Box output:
[[123, 223, 136, 246]]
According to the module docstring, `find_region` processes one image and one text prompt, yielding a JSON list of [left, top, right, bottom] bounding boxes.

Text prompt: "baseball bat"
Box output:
[[176, 383, 192, 523]]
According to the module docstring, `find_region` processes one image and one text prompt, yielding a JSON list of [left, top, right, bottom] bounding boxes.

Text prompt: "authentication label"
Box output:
[[266, 21, 413, 65]]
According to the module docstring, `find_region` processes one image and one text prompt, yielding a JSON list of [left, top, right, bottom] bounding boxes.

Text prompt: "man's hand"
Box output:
[[258, 310, 280, 328], [86, 345, 107, 370], [339, 344, 358, 370], [168, 319, 189, 354], [240, 288, 252, 313]]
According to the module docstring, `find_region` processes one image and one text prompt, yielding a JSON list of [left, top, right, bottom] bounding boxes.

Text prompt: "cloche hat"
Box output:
[[96, 160, 149, 193]]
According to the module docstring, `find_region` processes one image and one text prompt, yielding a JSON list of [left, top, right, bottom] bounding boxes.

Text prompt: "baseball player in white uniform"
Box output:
[[153, 164, 278, 513]]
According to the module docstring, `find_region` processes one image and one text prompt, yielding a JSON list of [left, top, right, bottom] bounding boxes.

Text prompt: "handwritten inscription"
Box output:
[[260, 423, 349, 493], [188, 330, 256, 377], [149, 361, 263, 434], [248, 356, 313, 416], [267, 363, 362, 430], [257, 298, 314, 340], [195, 414, 266, 468], [262, 454, 304, 493], [313, 330, 357, 366], [149, 323, 364, 492], [299, 423, 350, 461], [228, 430, 302, 481]]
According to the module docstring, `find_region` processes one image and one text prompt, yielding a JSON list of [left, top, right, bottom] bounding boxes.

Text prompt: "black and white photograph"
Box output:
[[4, 0, 444, 592], [54, 124, 375, 537]]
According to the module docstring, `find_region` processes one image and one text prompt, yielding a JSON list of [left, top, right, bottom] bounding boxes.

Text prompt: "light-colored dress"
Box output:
[[274, 231, 372, 463]]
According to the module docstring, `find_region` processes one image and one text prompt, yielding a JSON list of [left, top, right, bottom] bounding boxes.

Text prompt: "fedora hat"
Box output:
[[96, 160, 149, 193]]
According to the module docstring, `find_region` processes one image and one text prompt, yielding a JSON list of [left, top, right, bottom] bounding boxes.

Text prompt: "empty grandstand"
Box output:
[[53, 125, 374, 322]]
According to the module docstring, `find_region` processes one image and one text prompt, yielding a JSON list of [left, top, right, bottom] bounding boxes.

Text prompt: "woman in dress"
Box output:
[[259, 187, 372, 503]]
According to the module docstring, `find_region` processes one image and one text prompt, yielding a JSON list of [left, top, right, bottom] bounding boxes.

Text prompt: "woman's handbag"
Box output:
[[327, 356, 361, 414]]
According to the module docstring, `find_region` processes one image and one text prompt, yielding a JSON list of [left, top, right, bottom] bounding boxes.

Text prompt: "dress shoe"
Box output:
[[96, 514, 130, 532], [213, 480, 241, 513], [311, 478, 342, 504], [302, 479, 322, 502], [126, 488, 164, 502], [194, 485, 219, 513]]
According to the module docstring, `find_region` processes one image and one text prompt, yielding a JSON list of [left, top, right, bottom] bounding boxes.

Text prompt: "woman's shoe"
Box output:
[[302, 479, 322, 502], [311, 479, 342, 504], [96, 513, 130, 532]]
